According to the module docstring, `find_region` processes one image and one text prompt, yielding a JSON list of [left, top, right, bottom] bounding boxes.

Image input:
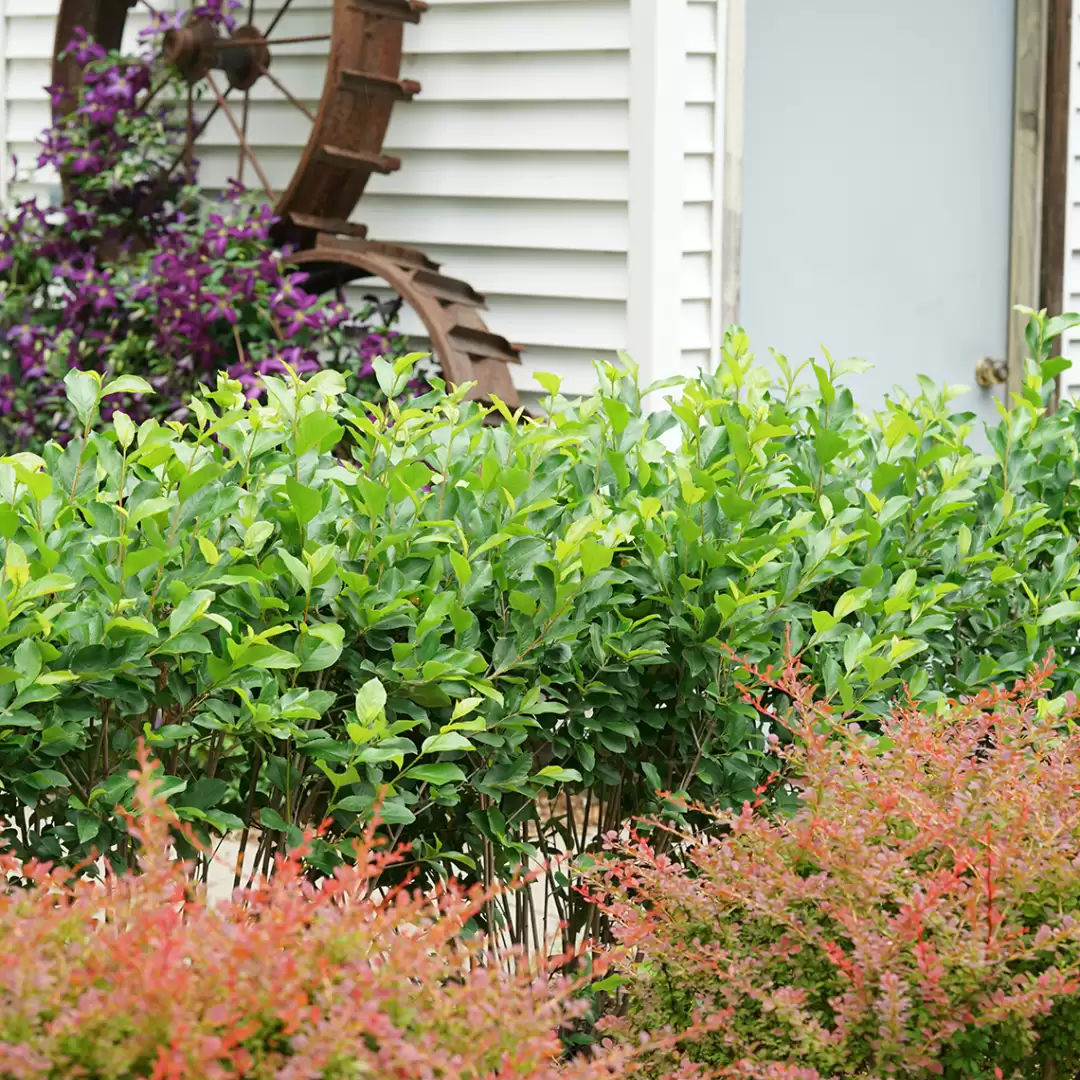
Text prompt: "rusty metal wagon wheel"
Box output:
[[51, 0, 521, 405]]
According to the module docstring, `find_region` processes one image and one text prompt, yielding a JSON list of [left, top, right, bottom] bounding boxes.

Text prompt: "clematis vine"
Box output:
[[0, 4, 425, 451]]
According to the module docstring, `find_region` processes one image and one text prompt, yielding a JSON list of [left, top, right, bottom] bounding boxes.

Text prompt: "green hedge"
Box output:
[[2, 313, 1080, 944]]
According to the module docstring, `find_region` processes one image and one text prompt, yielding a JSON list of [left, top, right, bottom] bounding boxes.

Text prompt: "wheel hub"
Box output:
[[161, 19, 270, 91]]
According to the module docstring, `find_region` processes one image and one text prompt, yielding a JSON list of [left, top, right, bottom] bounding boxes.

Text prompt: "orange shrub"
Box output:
[[586, 654, 1080, 1080], [0, 748, 647, 1079]]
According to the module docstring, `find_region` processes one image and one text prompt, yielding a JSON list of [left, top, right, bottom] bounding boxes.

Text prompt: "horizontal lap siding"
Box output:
[[3, 0, 632, 399], [682, 0, 719, 373]]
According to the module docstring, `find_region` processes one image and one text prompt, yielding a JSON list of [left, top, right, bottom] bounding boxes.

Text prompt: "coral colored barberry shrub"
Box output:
[[0, 749, 643, 1080], [587, 654, 1080, 1080]]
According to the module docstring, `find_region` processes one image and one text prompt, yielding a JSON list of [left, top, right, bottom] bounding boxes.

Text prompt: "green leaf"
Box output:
[[508, 589, 537, 616], [408, 763, 467, 786], [448, 548, 472, 585], [106, 616, 159, 638], [296, 411, 343, 456], [833, 588, 870, 621], [376, 800, 416, 825], [259, 807, 291, 832], [14, 639, 40, 683], [102, 374, 154, 397], [23, 574, 75, 600], [169, 589, 215, 637], [158, 632, 211, 655], [357, 743, 412, 766], [958, 524, 972, 557], [451, 697, 482, 721], [357, 478, 388, 518], [534, 371, 562, 396], [244, 522, 274, 551], [533, 766, 583, 785], [580, 539, 614, 576], [204, 810, 246, 833], [64, 369, 99, 426], [279, 550, 311, 592], [130, 498, 173, 526], [374, 357, 402, 399], [113, 411, 136, 449], [356, 678, 387, 724], [25, 769, 70, 790], [422, 731, 475, 755], [156, 776, 187, 801], [814, 429, 847, 466], [197, 536, 220, 566], [333, 795, 371, 813], [1038, 601, 1080, 626], [76, 814, 100, 845], [182, 777, 230, 812], [602, 397, 630, 434], [641, 761, 662, 793], [298, 622, 345, 673], [4, 542, 28, 589], [812, 363, 836, 406], [1042, 356, 1073, 385], [285, 478, 322, 526], [178, 463, 224, 503]]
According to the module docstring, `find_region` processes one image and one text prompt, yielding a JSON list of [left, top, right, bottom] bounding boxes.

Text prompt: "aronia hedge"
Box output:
[[1, 311, 1079, 952]]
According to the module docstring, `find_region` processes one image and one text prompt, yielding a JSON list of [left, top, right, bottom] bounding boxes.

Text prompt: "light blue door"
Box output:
[[739, 1, 1015, 427]]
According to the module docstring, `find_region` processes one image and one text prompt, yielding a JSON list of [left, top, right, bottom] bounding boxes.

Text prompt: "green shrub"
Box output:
[[3, 312, 1080, 950]]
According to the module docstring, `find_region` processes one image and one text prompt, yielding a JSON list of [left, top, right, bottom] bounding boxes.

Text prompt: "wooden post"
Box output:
[[1041, 0, 1073, 408], [1007, 0, 1051, 399]]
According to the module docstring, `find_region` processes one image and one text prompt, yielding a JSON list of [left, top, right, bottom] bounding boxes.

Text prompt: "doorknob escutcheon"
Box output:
[[975, 358, 1008, 388]]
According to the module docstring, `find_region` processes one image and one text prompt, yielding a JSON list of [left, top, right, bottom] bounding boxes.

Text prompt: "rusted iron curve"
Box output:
[[49, 0, 520, 405], [292, 234, 521, 405], [52, 0, 419, 219]]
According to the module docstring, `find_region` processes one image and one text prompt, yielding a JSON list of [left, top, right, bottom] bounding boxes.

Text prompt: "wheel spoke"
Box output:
[[206, 71, 275, 200], [263, 0, 297, 41], [238, 88, 252, 185], [163, 96, 223, 181], [138, 0, 326, 203], [262, 67, 316, 122], [185, 84, 195, 183], [139, 77, 167, 116], [216, 34, 331, 49]]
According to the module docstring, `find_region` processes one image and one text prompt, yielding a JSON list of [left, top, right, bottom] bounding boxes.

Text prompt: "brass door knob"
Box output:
[[975, 358, 1008, 388]]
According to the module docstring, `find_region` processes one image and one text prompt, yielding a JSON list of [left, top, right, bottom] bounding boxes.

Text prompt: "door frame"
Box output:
[[1038, 0, 1073, 404], [719, 0, 1073, 396]]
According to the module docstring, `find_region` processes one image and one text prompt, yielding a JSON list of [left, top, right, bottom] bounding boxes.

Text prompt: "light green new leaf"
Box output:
[[1038, 601, 1080, 626], [355, 677, 387, 724], [408, 763, 467, 786], [533, 766, 583, 785], [421, 731, 474, 755], [102, 375, 154, 398], [169, 589, 215, 637]]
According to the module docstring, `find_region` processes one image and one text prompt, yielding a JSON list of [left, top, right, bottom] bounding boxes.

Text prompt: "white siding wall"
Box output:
[[1, 0, 637, 399]]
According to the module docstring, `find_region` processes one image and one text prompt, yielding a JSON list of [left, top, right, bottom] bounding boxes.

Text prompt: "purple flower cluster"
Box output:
[[0, 21, 424, 451], [137, 0, 242, 41]]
